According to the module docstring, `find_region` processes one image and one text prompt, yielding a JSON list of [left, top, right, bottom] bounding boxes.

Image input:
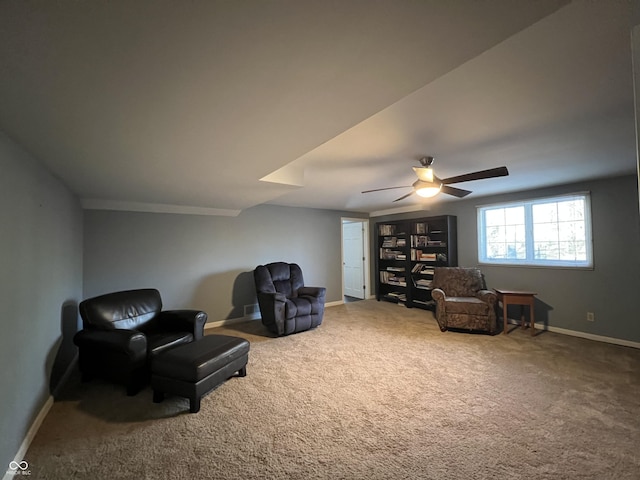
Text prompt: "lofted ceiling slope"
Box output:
[[0, 0, 637, 216]]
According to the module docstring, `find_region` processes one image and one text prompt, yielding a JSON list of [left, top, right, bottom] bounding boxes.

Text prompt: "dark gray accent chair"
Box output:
[[74, 288, 207, 395], [253, 262, 326, 336]]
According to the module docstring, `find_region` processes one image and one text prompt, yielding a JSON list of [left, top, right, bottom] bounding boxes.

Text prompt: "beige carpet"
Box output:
[[24, 300, 640, 479]]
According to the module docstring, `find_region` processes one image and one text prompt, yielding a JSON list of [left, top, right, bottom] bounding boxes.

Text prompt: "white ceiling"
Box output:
[[0, 0, 637, 216]]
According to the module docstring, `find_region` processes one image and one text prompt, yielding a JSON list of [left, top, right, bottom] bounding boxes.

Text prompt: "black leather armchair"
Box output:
[[253, 262, 326, 336], [74, 288, 207, 395]]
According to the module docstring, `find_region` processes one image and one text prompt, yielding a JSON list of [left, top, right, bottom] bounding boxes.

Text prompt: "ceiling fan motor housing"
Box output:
[[419, 156, 435, 167]]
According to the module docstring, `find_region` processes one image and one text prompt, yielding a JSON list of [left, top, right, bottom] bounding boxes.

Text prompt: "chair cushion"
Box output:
[[151, 335, 250, 383], [254, 262, 305, 298], [79, 288, 162, 330], [433, 268, 484, 297], [285, 297, 313, 319], [445, 297, 490, 316]]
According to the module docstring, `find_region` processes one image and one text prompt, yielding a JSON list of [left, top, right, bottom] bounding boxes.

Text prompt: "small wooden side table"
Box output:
[[494, 289, 537, 336]]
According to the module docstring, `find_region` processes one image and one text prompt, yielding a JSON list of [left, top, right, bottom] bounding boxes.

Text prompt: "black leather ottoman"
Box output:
[[151, 334, 250, 413]]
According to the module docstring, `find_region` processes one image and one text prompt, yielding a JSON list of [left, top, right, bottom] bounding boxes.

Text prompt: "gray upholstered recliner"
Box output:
[[431, 267, 498, 334], [253, 262, 326, 336], [74, 288, 207, 395]]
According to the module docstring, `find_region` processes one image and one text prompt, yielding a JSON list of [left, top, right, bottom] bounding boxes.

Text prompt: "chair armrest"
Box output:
[[298, 286, 326, 299], [430, 288, 448, 332], [257, 292, 287, 304], [256, 292, 287, 335], [431, 288, 446, 302], [476, 289, 497, 305], [73, 329, 147, 356], [156, 310, 208, 340]]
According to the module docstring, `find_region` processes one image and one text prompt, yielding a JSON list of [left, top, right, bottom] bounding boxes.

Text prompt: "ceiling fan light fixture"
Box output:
[[415, 183, 442, 198], [413, 166, 434, 182]]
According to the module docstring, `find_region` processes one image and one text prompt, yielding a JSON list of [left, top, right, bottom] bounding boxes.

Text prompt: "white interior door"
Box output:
[[342, 220, 366, 299]]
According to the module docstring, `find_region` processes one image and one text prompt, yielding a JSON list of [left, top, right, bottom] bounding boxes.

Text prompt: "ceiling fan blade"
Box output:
[[441, 185, 472, 198], [362, 186, 411, 193], [393, 191, 415, 202], [441, 166, 509, 185]]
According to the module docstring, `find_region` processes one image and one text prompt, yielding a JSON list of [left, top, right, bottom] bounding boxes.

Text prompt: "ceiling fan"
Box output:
[[362, 156, 509, 202]]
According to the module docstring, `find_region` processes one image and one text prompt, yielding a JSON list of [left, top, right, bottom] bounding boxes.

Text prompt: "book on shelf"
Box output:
[[411, 250, 437, 261], [411, 263, 435, 275], [411, 235, 430, 247], [381, 237, 407, 248], [414, 222, 427, 234], [379, 271, 406, 286], [386, 266, 405, 272], [379, 224, 396, 236], [427, 240, 446, 247], [380, 248, 405, 260], [411, 276, 432, 288], [385, 291, 407, 302], [379, 224, 406, 236]]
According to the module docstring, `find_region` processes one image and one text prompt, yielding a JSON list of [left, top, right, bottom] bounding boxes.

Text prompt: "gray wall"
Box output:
[[1, 118, 637, 472], [634, 23, 640, 213], [372, 174, 640, 343], [83, 205, 362, 322], [0, 132, 83, 467]]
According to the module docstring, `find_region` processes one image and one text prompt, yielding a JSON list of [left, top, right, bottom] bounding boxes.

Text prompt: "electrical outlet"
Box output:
[[587, 312, 595, 322]]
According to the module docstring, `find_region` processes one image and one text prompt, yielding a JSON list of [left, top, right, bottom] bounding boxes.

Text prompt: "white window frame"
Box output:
[[477, 192, 593, 269]]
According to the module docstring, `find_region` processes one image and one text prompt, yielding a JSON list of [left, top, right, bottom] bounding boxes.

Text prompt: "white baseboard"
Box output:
[[507, 319, 640, 349], [204, 300, 347, 330], [541, 324, 640, 349], [204, 314, 259, 330], [325, 300, 344, 308], [3, 396, 54, 480], [4, 351, 79, 480]]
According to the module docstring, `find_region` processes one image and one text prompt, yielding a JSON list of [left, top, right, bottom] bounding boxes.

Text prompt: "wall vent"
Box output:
[[243, 304, 260, 318]]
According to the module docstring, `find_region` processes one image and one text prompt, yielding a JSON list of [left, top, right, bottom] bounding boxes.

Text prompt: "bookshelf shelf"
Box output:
[[375, 215, 457, 310]]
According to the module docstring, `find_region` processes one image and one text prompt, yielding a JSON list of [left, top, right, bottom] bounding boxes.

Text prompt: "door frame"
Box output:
[[340, 217, 370, 301]]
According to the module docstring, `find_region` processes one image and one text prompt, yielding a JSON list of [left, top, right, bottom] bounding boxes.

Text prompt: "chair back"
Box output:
[[79, 288, 162, 330], [433, 267, 485, 297], [254, 262, 304, 299]]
